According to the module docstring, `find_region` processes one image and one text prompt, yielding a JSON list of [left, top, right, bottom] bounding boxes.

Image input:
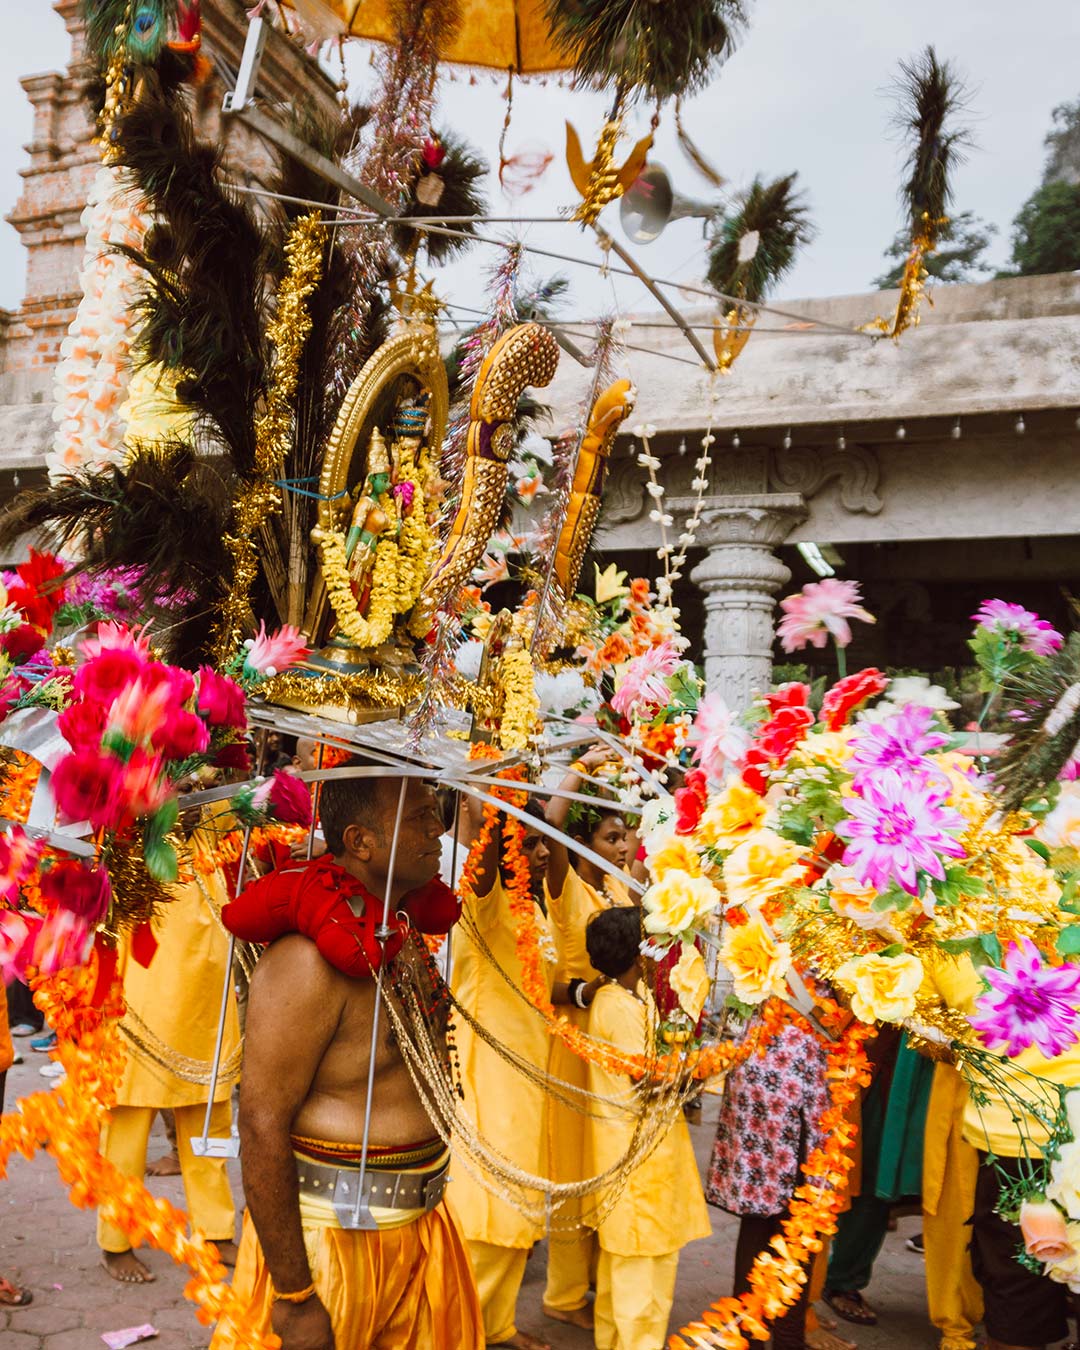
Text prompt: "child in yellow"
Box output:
[[542, 749, 632, 1328], [584, 906, 711, 1350]]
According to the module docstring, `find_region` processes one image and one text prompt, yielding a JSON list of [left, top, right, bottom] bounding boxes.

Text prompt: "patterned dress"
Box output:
[[706, 1021, 831, 1216]]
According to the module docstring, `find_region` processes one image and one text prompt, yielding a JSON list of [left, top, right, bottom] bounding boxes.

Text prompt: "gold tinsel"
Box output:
[[101, 838, 176, 935], [864, 214, 946, 340], [212, 213, 325, 664], [261, 669, 425, 711]]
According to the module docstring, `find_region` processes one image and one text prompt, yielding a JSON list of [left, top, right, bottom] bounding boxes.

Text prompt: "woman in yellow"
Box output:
[[449, 798, 561, 1350], [542, 748, 632, 1328], [98, 804, 241, 1283], [584, 905, 711, 1349]]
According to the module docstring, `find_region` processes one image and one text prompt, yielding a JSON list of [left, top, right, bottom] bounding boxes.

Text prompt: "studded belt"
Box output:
[[295, 1156, 449, 1230]]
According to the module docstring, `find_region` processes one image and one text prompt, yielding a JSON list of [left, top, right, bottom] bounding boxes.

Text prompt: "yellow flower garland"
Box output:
[[498, 647, 539, 750], [319, 527, 398, 649]]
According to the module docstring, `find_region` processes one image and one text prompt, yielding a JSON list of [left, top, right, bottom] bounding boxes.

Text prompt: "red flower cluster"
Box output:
[[819, 668, 887, 731], [675, 768, 709, 834], [743, 684, 815, 794]]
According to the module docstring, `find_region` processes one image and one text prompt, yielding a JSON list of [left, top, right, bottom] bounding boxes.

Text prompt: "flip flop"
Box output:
[[824, 1290, 878, 1326], [0, 1276, 32, 1307]]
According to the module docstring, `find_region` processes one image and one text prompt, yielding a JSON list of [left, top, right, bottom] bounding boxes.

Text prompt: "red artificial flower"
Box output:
[[422, 137, 445, 169], [196, 667, 247, 730], [763, 682, 811, 714], [153, 708, 211, 762], [674, 768, 709, 835], [7, 550, 66, 630], [0, 673, 30, 722], [0, 623, 45, 664], [40, 859, 111, 924], [213, 741, 252, 773], [120, 749, 170, 819], [73, 647, 146, 707], [757, 705, 814, 763], [140, 661, 196, 707], [52, 749, 125, 827], [255, 769, 312, 828], [58, 700, 108, 752], [742, 748, 770, 796], [819, 667, 888, 731]]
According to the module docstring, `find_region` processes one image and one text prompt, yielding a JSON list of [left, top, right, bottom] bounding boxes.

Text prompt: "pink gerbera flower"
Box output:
[[691, 691, 749, 780], [850, 705, 950, 786], [242, 623, 310, 679], [836, 768, 966, 895], [611, 639, 683, 717], [777, 579, 875, 653], [972, 599, 1063, 656], [970, 939, 1080, 1058]]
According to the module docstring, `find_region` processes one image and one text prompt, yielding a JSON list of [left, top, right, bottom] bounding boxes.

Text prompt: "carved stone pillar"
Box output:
[[685, 494, 808, 710]]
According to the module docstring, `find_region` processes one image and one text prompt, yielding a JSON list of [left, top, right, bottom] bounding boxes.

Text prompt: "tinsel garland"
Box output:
[[213, 213, 324, 663], [0, 960, 276, 1346], [261, 667, 426, 711], [48, 164, 149, 483]]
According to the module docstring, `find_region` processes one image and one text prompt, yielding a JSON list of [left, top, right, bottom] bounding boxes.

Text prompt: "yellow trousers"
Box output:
[[923, 1141, 982, 1350], [468, 1239, 528, 1344], [594, 1248, 678, 1350], [97, 1100, 236, 1252], [544, 1224, 596, 1312]]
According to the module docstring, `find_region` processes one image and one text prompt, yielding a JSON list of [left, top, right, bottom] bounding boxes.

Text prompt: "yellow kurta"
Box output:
[[116, 859, 240, 1109], [585, 983, 711, 1258], [448, 875, 555, 1249]]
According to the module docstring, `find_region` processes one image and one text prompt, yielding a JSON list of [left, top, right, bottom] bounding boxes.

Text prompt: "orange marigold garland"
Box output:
[[0, 952, 278, 1347], [669, 1001, 874, 1350]]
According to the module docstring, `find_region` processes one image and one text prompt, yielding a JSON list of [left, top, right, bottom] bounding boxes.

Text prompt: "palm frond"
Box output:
[[994, 630, 1080, 814], [706, 174, 814, 304], [893, 45, 972, 239]]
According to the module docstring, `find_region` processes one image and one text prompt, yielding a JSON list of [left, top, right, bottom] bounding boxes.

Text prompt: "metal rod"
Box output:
[[354, 778, 409, 1220]]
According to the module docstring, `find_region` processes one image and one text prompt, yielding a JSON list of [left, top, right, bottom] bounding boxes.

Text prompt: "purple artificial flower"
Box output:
[[970, 938, 1080, 1058], [850, 705, 950, 786], [836, 768, 966, 896], [972, 599, 1063, 657]]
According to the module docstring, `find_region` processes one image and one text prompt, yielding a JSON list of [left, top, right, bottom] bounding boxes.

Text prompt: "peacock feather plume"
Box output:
[[706, 173, 814, 304]]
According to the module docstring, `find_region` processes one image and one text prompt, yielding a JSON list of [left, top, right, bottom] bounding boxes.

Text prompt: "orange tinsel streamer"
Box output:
[[0, 955, 278, 1348], [669, 1001, 874, 1350], [457, 777, 773, 1081]]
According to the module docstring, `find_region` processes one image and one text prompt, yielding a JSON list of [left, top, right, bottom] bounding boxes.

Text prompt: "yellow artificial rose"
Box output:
[[594, 562, 629, 604], [1044, 1223, 1080, 1286], [834, 951, 923, 1024], [1048, 1141, 1080, 1220], [669, 942, 711, 1021], [723, 829, 805, 908], [471, 610, 494, 640], [1042, 784, 1080, 851], [642, 869, 721, 937], [825, 864, 896, 934], [718, 914, 792, 1004], [791, 729, 855, 772], [647, 836, 702, 882], [696, 780, 767, 852]]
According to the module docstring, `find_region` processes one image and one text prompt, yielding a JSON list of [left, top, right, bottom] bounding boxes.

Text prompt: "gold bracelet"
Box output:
[[272, 1281, 317, 1305], [569, 760, 588, 775]]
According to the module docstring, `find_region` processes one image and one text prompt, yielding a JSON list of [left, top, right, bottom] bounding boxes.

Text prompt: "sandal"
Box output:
[[823, 1290, 877, 1326], [0, 1276, 32, 1307]]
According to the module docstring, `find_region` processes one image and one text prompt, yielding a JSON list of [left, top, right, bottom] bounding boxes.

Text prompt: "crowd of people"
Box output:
[[3, 735, 1079, 1350]]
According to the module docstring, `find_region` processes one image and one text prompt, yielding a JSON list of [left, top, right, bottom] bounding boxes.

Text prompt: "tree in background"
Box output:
[[1004, 98, 1080, 276], [873, 209, 996, 288]]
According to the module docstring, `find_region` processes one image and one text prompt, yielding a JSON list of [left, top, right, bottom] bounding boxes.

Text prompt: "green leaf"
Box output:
[[1060, 872, 1080, 915], [877, 943, 905, 958], [938, 935, 982, 956], [1057, 926, 1080, 956], [977, 933, 1003, 968], [1027, 839, 1052, 863], [143, 836, 178, 883]]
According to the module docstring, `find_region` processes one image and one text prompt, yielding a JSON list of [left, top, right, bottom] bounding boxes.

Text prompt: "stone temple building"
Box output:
[[1, 3, 1078, 710]]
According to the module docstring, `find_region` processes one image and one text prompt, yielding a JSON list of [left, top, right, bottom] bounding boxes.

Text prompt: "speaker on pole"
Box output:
[[619, 163, 721, 244]]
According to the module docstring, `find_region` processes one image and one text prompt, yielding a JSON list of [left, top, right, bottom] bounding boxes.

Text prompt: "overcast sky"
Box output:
[[2, 1, 1079, 320]]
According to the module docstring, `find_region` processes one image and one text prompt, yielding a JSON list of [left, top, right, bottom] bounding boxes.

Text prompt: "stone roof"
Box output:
[[543, 270, 1080, 435]]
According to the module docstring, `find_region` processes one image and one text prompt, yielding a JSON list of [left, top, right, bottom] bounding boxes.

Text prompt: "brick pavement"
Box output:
[[0, 1052, 1053, 1350]]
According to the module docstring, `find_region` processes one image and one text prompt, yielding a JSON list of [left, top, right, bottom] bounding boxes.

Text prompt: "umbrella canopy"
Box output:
[[285, 0, 572, 73]]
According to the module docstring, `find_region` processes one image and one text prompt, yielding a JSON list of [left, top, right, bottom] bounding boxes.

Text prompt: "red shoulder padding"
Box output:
[[222, 855, 461, 980]]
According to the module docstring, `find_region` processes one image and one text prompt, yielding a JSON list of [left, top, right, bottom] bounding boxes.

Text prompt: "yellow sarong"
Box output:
[[211, 1142, 484, 1350]]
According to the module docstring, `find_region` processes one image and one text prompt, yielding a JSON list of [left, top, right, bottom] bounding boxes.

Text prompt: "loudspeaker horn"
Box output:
[[619, 162, 721, 245]]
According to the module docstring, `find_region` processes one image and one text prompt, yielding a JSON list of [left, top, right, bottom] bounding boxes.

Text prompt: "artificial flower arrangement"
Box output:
[[0, 616, 313, 982]]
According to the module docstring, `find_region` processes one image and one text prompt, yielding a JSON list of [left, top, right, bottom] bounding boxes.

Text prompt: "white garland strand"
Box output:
[[48, 164, 149, 483]]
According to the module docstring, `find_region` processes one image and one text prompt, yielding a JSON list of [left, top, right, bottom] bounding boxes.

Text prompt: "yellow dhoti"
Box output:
[[594, 1248, 679, 1350]]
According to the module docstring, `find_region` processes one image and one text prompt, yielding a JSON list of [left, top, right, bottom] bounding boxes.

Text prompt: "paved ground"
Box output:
[[0, 1052, 1059, 1349]]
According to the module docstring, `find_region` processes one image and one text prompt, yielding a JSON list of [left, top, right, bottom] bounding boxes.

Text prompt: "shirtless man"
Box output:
[[211, 774, 483, 1350]]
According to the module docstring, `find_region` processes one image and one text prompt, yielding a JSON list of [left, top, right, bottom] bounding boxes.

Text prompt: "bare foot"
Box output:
[[213, 1239, 239, 1267], [101, 1250, 155, 1284], [542, 1303, 593, 1330], [145, 1151, 181, 1177], [806, 1327, 857, 1350], [492, 1334, 551, 1350]]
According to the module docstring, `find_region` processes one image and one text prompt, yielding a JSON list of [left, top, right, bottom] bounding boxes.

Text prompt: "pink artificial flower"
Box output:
[[242, 622, 310, 679], [972, 599, 1063, 656], [79, 620, 152, 660], [105, 677, 176, 748], [73, 646, 146, 707], [393, 481, 416, 511], [777, 579, 875, 653], [691, 692, 749, 780], [39, 859, 111, 924], [850, 705, 950, 786], [140, 661, 196, 707], [253, 769, 312, 828], [0, 672, 30, 722], [836, 768, 966, 896], [153, 708, 211, 762], [970, 939, 1080, 1059], [1019, 1199, 1072, 1261], [0, 908, 34, 983], [196, 668, 247, 730], [474, 554, 510, 590], [611, 639, 683, 717], [120, 749, 171, 819], [51, 749, 126, 828], [31, 907, 95, 975], [58, 700, 107, 752], [0, 827, 44, 905]]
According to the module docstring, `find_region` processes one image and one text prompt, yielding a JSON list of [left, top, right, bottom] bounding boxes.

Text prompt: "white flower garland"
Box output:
[[48, 164, 149, 483]]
